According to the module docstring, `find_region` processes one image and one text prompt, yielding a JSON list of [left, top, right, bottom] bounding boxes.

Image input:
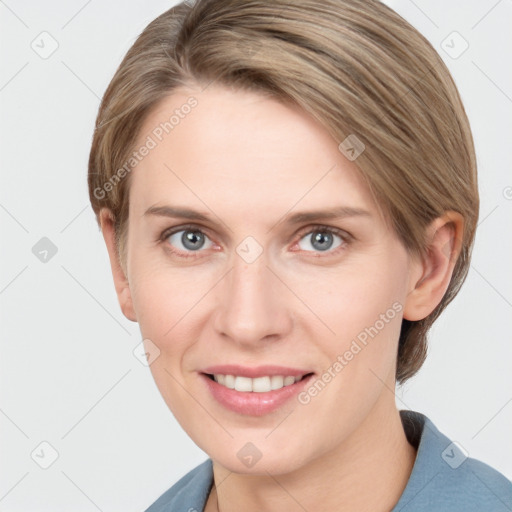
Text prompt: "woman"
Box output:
[[87, 0, 512, 510]]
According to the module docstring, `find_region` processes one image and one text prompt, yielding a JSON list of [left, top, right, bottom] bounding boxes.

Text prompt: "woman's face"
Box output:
[[122, 84, 421, 474]]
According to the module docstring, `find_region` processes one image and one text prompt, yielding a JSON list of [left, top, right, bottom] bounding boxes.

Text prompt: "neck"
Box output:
[[206, 397, 417, 512]]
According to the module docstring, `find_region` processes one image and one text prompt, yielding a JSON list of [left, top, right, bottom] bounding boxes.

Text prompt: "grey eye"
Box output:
[[167, 229, 213, 252], [298, 230, 342, 252]]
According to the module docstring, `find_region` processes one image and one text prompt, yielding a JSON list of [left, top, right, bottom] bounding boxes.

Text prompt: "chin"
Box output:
[[206, 441, 314, 477]]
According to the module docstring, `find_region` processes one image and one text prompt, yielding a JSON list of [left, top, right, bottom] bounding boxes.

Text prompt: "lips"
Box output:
[[200, 365, 315, 416]]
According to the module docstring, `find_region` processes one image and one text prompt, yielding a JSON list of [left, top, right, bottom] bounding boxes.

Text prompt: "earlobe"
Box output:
[[403, 211, 464, 321], [99, 209, 137, 322]]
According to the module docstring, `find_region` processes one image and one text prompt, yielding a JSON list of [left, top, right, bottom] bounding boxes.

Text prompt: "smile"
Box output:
[[200, 366, 315, 416], [210, 374, 306, 392]]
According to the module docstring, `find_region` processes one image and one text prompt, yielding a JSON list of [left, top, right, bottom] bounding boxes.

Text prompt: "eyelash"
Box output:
[[158, 223, 352, 259]]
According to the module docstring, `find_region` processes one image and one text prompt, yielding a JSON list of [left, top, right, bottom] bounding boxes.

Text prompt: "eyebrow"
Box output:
[[143, 205, 371, 225]]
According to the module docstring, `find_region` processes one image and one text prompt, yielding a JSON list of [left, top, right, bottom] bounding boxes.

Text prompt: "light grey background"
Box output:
[[1, 1, 511, 510]]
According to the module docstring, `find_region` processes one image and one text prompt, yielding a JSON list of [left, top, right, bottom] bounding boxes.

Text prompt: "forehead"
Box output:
[[129, 84, 376, 221]]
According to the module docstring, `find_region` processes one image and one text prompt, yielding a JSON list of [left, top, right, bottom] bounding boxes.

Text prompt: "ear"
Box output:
[[403, 211, 464, 321], [99, 208, 137, 322]]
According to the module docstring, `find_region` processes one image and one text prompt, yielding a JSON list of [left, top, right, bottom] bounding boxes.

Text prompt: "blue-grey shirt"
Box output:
[[145, 410, 512, 511]]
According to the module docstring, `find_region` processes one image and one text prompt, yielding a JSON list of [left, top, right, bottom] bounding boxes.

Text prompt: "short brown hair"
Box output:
[[88, 0, 479, 384]]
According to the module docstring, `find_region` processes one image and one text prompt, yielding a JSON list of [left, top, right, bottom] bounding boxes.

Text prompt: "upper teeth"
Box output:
[[213, 374, 302, 392]]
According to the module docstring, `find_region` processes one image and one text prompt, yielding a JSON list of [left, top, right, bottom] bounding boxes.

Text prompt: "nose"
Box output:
[[213, 250, 292, 348]]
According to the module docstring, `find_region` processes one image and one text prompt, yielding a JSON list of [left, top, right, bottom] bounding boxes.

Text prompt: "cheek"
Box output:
[[294, 267, 405, 434], [131, 270, 202, 425], [287, 255, 408, 405], [128, 260, 218, 379], [284, 257, 406, 346], [129, 266, 189, 355]]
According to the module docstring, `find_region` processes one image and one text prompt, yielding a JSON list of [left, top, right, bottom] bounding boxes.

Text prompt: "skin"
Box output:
[[100, 83, 463, 511]]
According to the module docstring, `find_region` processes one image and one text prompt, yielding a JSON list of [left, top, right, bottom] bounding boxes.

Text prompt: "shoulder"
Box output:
[[395, 410, 512, 511], [144, 459, 213, 512]]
